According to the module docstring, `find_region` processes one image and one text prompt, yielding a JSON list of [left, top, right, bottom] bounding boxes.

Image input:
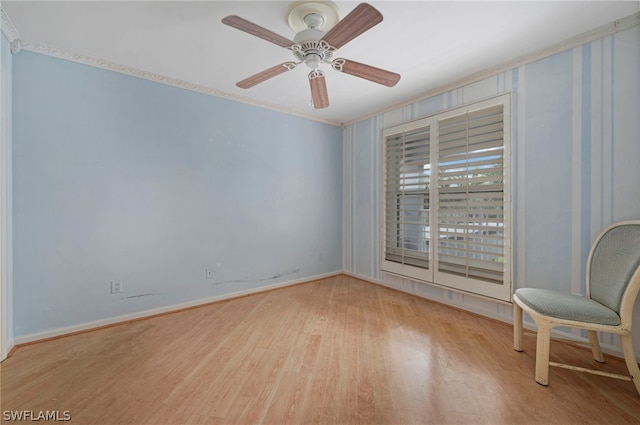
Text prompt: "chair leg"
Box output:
[[620, 334, 640, 396], [534, 321, 553, 386], [513, 301, 523, 352], [587, 330, 604, 363]]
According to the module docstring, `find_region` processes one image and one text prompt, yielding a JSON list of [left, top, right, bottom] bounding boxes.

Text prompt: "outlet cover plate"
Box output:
[[110, 281, 122, 294]]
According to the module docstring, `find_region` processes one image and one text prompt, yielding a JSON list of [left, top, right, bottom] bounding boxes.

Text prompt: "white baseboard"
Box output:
[[344, 271, 639, 362], [0, 337, 14, 362], [14, 270, 342, 346], [12, 269, 640, 364]]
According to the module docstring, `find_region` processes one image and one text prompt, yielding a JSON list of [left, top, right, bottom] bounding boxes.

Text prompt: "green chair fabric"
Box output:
[[515, 288, 621, 326]]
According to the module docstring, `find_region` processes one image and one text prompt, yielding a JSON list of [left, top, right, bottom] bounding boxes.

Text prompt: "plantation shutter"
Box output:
[[437, 105, 505, 284], [384, 127, 431, 269]]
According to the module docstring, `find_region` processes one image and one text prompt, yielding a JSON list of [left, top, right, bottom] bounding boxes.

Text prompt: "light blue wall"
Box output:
[[343, 26, 640, 353], [12, 51, 342, 338]]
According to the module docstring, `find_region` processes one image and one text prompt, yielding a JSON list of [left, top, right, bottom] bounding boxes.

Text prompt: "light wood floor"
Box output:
[[2, 275, 639, 424]]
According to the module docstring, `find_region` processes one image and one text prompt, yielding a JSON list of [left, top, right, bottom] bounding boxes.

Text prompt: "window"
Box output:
[[382, 95, 511, 301]]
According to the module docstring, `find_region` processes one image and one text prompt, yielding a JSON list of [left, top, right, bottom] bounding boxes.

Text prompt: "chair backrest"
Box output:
[[587, 221, 640, 315]]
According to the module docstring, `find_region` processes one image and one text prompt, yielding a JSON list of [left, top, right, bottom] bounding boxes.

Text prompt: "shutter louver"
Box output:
[[437, 105, 505, 284], [385, 128, 431, 269]]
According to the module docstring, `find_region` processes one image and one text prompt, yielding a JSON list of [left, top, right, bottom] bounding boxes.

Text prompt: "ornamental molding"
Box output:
[[18, 40, 342, 127], [7, 10, 638, 128], [1, 7, 22, 53], [344, 11, 640, 126]]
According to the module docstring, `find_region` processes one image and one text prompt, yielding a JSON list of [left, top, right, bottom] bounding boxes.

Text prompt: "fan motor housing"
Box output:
[[293, 28, 324, 44], [292, 29, 333, 69]]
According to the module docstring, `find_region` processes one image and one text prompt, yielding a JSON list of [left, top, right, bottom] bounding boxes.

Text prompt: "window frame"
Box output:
[[382, 117, 434, 283], [381, 94, 512, 302]]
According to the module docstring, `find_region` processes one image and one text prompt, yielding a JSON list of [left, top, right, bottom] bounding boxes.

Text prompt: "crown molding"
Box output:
[[343, 11, 640, 127], [9, 10, 638, 129], [18, 40, 342, 127], [1, 7, 22, 53]]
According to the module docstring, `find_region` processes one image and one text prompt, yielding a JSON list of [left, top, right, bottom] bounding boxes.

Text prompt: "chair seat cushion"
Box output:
[[515, 288, 621, 326]]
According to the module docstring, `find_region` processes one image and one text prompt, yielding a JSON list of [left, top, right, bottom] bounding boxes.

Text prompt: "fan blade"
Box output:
[[309, 71, 329, 109], [222, 15, 295, 48], [332, 59, 400, 87], [321, 3, 383, 49], [237, 62, 297, 89]]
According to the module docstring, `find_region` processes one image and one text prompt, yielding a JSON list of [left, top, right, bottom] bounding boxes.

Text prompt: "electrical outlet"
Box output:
[[206, 269, 214, 280], [110, 280, 122, 294]]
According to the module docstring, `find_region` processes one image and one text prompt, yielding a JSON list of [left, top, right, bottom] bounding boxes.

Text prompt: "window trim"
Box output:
[[381, 94, 512, 302]]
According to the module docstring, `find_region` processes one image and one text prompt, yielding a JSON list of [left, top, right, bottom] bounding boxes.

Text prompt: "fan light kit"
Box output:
[[222, 1, 401, 109]]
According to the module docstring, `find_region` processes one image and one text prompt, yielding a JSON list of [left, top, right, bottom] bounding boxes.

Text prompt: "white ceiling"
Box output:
[[3, 1, 639, 125]]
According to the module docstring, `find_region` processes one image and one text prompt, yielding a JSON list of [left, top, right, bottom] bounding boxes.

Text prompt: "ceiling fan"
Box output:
[[222, 2, 401, 109]]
